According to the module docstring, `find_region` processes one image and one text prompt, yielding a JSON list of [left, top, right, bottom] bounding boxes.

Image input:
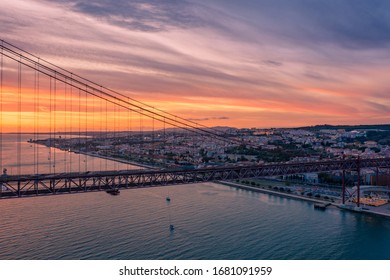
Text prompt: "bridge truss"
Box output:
[[2, 157, 390, 206]]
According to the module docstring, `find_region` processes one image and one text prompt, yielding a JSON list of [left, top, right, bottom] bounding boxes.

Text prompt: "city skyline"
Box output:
[[1, 0, 390, 131]]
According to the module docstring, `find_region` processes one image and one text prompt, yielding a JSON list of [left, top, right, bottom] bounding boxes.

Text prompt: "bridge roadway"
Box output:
[[1, 157, 390, 199]]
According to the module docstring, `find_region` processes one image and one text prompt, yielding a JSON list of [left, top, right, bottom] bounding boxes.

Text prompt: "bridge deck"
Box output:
[[1, 157, 389, 199]]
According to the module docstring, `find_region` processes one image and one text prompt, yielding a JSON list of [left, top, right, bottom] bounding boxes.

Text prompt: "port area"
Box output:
[[219, 179, 390, 219], [348, 202, 390, 218], [218, 180, 339, 207]]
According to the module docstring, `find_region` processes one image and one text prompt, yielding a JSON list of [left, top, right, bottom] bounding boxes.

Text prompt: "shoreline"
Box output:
[[76, 151, 158, 170], [29, 139, 159, 170], [219, 180, 336, 205], [218, 180, 390, 219]]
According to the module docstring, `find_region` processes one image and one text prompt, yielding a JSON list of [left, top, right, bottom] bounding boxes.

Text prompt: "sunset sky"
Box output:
[[1, 0, 390, 131]]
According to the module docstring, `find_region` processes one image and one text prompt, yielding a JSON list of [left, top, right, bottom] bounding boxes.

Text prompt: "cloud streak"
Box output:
[[72, 0, 205, 32], [187, 116, 229, 122], [0, 0, 389, 129]]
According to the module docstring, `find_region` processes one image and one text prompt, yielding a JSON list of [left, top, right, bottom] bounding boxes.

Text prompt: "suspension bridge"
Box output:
[[1, 40, 390, 206]]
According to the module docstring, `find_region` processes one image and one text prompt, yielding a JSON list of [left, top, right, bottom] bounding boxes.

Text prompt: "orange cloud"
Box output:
[[1, 0, 390, 131]]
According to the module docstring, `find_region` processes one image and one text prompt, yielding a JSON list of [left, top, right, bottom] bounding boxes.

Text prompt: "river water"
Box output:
[[1, 134, 390, 259], [0, 133, 140, 175]]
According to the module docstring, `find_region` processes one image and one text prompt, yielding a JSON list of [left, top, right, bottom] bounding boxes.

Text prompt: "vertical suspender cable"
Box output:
[[152, 107, 155, 165], [105, 97, 108, 171], [78, 88, 81, 173], [49, 76, 52, 174], [36, 60, 40, 175], [69, 74, 73, 172], [33, 62, 37, 174], [163, 117, 166, 142], [127, 97, 130, 170], [84, 86, 88, 172], [140, 108, 143, 162], [53, 73, 57, 173], [99, 87, 103, 172], [64, 78, 67, 172], [91, 89, 94, 172], [0, 44, 3, 173], [193, 123, 197, 165], [163, 116, 166, 167], [113, 98, 117, 170], [117, 100, 120, 170], [129, 103, 132, 169], [116, 100, 119, 170], [17, 55, 22, 176]]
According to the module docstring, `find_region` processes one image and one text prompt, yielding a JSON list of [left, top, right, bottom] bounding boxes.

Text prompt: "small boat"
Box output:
[[106, 188, 120, 195], [169, 224, 175, 231], [166, 196, 171, 202], [314, 203, 326, 210]]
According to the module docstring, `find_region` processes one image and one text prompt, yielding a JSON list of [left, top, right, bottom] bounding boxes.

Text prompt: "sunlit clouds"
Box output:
[[1, 0, 390, 131]]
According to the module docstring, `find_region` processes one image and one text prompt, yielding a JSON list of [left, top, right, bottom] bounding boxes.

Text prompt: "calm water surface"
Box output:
[[1, 182, 390, 259]]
